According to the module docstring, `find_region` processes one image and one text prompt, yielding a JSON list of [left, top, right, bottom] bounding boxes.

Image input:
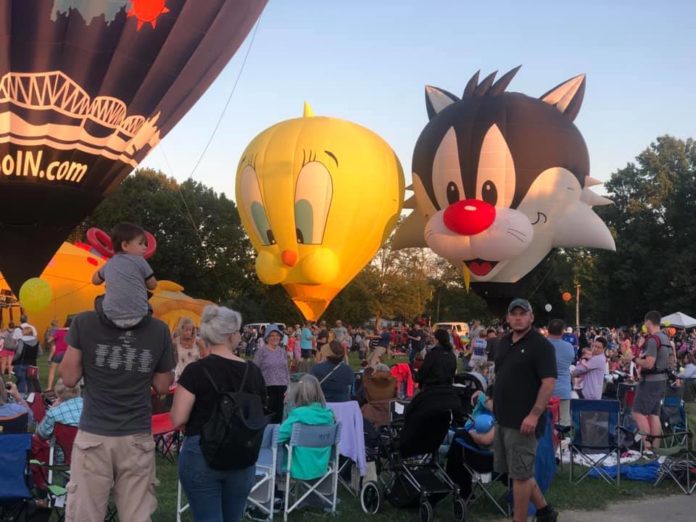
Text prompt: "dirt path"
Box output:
[[491, 495, 694, 521]]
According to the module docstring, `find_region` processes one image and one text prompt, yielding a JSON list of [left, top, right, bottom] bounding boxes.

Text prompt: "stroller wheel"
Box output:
[[453, 496, 467, 522], [419, 500, 434, 522], [360, 480, 383, 514]]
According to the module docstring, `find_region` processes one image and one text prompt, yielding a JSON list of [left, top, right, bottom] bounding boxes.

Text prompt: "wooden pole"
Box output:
[[575, 282, 581, 333]]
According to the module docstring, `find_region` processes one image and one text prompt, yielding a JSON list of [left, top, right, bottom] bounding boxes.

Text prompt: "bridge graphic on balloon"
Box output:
[[0, 71, 161, 169]]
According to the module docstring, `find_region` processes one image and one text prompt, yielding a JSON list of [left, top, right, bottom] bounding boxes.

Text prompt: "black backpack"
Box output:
[[200, 362, 270, 470]]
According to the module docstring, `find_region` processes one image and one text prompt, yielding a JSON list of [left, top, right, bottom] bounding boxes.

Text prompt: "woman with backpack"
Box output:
[[171, 305, 268, 522]]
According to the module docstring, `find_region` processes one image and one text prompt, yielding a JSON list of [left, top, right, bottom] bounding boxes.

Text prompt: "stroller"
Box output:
[[359, 386, 466, 522], [453, 372, 487, 419]]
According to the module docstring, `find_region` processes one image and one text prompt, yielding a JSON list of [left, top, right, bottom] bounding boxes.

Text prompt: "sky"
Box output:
[[140, 0, 696, 200]]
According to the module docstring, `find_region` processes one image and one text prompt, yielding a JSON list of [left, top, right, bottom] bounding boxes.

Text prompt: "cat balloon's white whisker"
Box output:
[[507, 227, 527, 237]]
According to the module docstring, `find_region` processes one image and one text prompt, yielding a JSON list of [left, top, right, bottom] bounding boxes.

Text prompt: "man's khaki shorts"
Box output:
[[493, 425, 538, 480]]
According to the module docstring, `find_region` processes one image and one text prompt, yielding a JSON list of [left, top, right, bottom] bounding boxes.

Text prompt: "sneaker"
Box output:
[[536, 505, 559, 522], [273, 497, 284, 513]]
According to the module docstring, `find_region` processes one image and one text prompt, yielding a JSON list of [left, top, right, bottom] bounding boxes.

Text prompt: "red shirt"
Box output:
[[53, 328, 69, 356]]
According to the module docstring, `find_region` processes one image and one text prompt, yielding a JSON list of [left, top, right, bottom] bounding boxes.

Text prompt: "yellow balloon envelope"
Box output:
[[18, 277, 53, 313], [1, 242, 213, 337], [235, 103, 404, 319]]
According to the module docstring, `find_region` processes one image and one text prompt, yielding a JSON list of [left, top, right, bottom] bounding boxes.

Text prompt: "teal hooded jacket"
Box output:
[[278, 403, 336, 480]]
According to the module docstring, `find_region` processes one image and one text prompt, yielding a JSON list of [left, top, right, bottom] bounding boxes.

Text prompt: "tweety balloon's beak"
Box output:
[[281, 250, 298, 267]]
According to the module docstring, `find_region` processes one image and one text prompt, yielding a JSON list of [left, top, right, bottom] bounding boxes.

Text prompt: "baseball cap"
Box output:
[[508, 298, 532, 313]]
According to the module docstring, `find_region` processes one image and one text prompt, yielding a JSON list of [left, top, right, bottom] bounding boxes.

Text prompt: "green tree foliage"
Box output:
[[325, 242, 435, 325], [81, 169, 251, 302], [428, 259, 493, 323], [593, 136, 696, 324]]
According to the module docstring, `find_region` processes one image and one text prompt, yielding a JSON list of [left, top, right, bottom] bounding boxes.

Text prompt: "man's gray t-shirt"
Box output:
[[100, 253, 153, 322], [643, 331, 671, 382], [67, 311, 174, 436]]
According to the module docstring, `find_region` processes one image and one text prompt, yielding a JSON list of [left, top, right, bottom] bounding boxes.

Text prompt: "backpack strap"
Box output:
[[319, 361, 343, 384], [202, 361, 250, 395], [202, 366, 222, 394]]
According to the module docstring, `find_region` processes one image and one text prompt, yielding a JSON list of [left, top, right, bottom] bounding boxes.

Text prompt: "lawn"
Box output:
[[21, 351, 686, 520]]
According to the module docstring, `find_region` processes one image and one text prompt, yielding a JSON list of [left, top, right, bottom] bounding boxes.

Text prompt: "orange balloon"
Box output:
[[562, 292, 572, 302]]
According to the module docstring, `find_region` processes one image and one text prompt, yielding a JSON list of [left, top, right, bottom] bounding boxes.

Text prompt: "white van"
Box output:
[[433, 322, 470, 339], [245, 322, 287, 333]]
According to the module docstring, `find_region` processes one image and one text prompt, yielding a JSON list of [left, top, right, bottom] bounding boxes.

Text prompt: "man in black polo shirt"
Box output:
[[493, 298, 558, 522]]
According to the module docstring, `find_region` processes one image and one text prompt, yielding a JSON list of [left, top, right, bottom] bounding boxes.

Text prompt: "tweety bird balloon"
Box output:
[[236, 103, 404, 320]]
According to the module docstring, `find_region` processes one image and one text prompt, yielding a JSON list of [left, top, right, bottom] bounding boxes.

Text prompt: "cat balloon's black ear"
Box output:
[[425, 85, 459, 120], [540, 74, 586, 121]]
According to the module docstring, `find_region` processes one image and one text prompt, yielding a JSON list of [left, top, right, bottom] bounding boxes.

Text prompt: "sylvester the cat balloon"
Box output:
[[393, 67, 615, 295], [236, 104, 404, 320]]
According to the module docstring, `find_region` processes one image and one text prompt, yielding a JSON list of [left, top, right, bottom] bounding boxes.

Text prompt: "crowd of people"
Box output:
[[2, 222, 696, 521]]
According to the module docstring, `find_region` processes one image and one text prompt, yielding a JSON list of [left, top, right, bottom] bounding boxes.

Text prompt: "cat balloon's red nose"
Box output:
[[443, 199, 496, 236]]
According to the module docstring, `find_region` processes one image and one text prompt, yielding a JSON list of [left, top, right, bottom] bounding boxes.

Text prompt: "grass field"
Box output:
[[13, 351, 686, 520]]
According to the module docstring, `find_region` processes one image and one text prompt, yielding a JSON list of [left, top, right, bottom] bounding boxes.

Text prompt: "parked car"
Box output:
[[432, 322, 470, 340]]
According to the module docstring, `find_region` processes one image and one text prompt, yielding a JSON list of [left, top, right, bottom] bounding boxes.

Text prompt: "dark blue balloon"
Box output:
[[0, 0, 266, 292]]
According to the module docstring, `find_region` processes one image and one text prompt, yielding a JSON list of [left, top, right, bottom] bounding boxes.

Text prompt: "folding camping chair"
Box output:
[[0, 412, 29, 434], [152, 412, 180, 463], [661, 395, 689, 447], [26, 392, 47, 425], [0, 432, 33, 522], [568, 399, 628, 485], [246, 424, 280, 520], [649, 395, 696, 494], [42, 423, 78, 521], [453, 434, 509, 517], [176, 481, 189, 522], [327, 401, 367, 496], [282, 423, 341, 522], [652, 428, 696, 494]]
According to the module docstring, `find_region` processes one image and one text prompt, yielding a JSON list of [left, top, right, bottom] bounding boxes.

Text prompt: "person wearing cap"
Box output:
[[310, 340, 355, 402], [493, 298, 558, 522], [253, 324, 289, 423]]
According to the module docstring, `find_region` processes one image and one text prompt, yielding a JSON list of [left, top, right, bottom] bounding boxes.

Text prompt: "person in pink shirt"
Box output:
[[572, 337, 607, 400], [47, 320, 71, 391]]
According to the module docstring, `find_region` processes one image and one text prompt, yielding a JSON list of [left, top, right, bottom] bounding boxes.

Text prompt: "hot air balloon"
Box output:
[[393, 67, 615, 307], [236, 103, 404, 320], [0, 0, 267, 293], [0, 240, 213, 337]]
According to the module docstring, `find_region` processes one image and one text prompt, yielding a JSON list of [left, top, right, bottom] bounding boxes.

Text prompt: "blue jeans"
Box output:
[[178, 435, 256, 522], [14, 364, 28, 394]]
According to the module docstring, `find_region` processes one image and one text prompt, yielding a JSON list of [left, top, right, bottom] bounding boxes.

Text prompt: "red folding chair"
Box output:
[[152, 413, 181, 462], [27, 393, 47, 424]]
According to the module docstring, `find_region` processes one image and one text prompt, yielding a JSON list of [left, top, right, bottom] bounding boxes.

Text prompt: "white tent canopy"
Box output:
[[661, 311, 696, 329]]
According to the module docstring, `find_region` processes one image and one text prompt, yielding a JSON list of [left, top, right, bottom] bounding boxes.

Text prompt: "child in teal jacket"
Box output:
[[279, 374, 336, 480]]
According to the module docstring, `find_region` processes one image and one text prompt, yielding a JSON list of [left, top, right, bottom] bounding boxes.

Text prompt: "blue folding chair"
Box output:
[[453, 434, 509, 517], [0, 432, 33, 521], [282, 423, 341, 522], [569, 399, 627, 485], [661, 395, 689, 447]]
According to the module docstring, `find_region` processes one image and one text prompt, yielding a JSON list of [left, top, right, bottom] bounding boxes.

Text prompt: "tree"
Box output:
[[81, 169, 255, 303], [594, 136, 696, 324]]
